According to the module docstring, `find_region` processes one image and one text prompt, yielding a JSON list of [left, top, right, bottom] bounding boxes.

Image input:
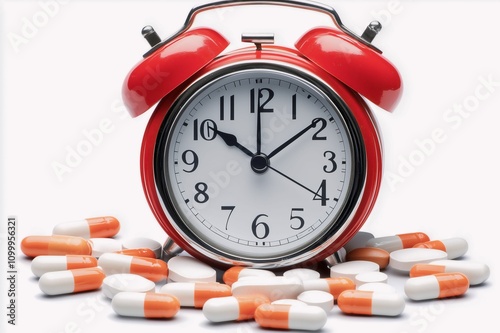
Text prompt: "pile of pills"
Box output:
[[21, 216, 491, 331]]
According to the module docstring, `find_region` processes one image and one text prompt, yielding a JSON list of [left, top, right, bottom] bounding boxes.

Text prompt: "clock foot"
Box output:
[[323, 248, 347, 267], [162, 237, 184, 262]]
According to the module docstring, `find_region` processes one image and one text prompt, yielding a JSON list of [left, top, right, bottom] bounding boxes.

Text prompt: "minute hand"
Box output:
[[267, 118, 323, 159]]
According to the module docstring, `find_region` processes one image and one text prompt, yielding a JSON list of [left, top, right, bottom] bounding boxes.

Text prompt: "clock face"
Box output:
[[155, 63, 365, 265]]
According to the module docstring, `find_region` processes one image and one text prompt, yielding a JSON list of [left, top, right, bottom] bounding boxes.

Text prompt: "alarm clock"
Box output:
[[122, 0, 402, 269]]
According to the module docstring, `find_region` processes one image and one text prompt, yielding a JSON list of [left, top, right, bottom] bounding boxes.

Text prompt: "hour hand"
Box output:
[[216, 129, 254, 157]]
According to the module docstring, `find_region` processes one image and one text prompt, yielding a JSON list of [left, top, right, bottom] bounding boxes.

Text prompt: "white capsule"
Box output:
[[255, 304, 327, 331], [411, 259, 490, 285], [38, 267, 105, 295], [111, 292, 180, 318], [167, 255, 216, 283], [330, 260, 379, 280], [31, 255, 97, 277], [412, 238, 468, 259], [366, 232, 429, 252], [160, 282, 231, 308], [202, 295, 270, 322], [232, 276, 304, 301], [102, 274, 156, 299], [389, 248, 448, 272], [297, 290, 334, 313], [404, 273, 469, 301], [222, 266, 275, 286], [302, 277, 356, 299], [52, 217, 120, 239], [338, 290, 405, 316]]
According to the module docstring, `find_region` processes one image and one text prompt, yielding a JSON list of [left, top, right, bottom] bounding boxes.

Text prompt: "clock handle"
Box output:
[[144, 0, 381, 58]]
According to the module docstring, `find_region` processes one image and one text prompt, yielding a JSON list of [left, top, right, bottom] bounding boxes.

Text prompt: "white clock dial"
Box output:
[[155, 63, 365, 264]]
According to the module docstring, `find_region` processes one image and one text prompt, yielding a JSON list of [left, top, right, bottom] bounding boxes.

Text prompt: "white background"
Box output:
[[1, 1, 499, 332]]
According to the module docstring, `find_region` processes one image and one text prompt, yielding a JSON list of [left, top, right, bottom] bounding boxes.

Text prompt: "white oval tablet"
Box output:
[[283, 268, 320, 281], [89, 238, 122, 258], [121, 237, 162, 259], [102, 274, 156, 299], [232, 276, 304, 301], [167, 255, 216, 283], [297, 290, 334, 313], [355, 271, 388, 287], [358, 282, 397, 293], [330, 260, 379, 280], [389, 248, 447, 272]]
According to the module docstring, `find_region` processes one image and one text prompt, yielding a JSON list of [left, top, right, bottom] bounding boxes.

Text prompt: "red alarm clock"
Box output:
[[122, 0, 402, 269]]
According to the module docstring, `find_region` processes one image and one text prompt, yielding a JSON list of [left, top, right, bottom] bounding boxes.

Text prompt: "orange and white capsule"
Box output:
[[112, 292, 180, 319], [31, 255, 97, 277], [255, 304, 327, 331], [413, 237, 468, 259], [410, 260, 490, 285], [21, 235, 92, 257], [337, 290, 405, 316], [366, 232, 430, 253], [160, 282, 232, 308], [98, 253, 168, 282], [302, 277, 356, 299], [114, 248, 157, 259], [52, 216, 120, 239], [404, 272, 469, 300], [38, 267, 105, 295], [222, 266, 275, 286], [203, 295, 270, 322]]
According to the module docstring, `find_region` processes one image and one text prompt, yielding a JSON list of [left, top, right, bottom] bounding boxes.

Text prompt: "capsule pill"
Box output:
[[52, 216, 120, 239], [410, 259, 490, 285], [366, 232, 429, 252], [31, 255, 97, 277], [202, 295, 270, 322], [338, 290, 405, 316], [255, 304, 327, 331], [21, 235, 92, 257], [38, 267, 105, 295], [160, 282, 232, 308], [98, 253, 168, 282], [413, 237, 468, 259], [223, 266, 275, 286], [404, 272, 469, 300], [302, 277, 356, 299], [114, 248, 157, 259], [112, 292, 180, 318]]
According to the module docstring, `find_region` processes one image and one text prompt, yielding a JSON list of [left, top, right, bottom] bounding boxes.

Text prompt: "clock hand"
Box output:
[[267, 118, 323, 159], [268, 165, 325, 200], [216, 129, 254, 157], [256, 105, 262, 154]]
